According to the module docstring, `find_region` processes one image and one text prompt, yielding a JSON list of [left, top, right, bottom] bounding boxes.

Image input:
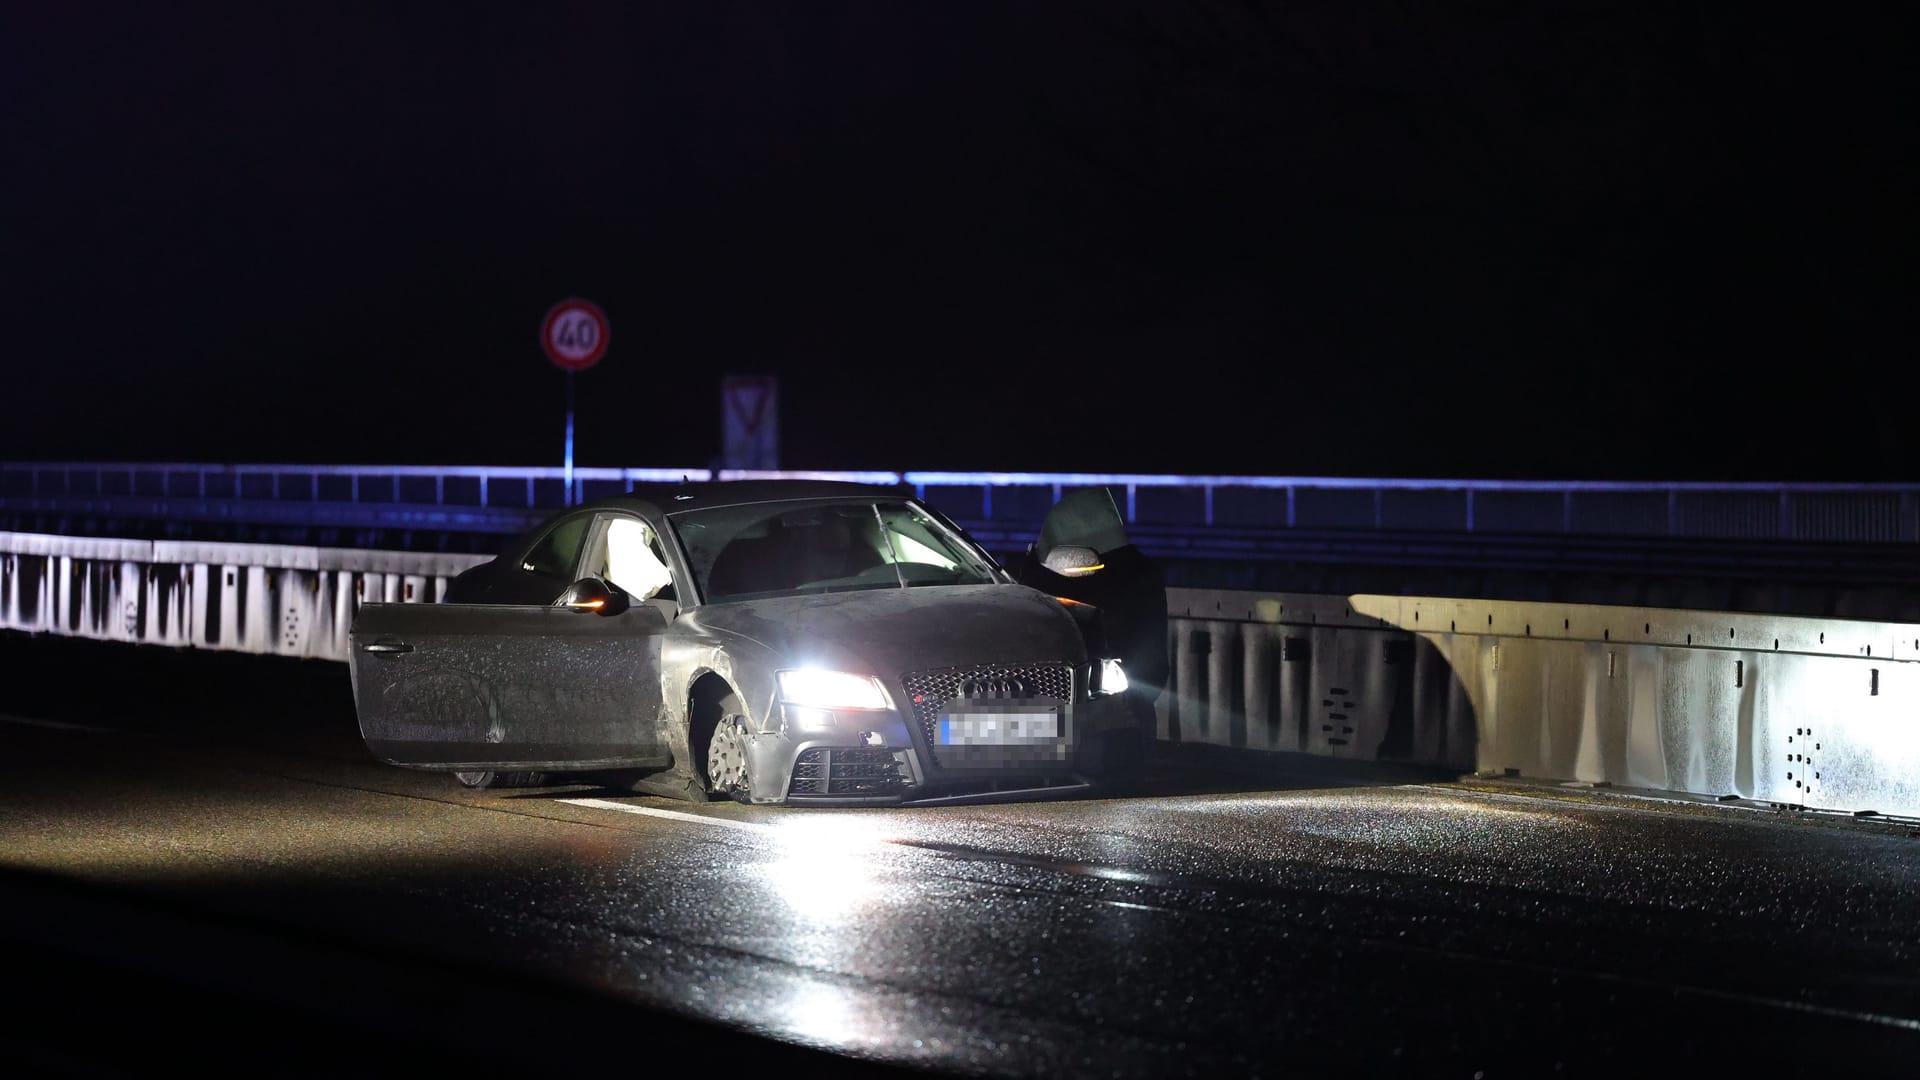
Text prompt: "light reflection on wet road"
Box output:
[[2, 652, 1919, 1076]]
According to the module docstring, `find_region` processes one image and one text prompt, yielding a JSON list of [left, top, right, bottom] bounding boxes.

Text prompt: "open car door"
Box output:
[[348, 597, 671, 772], [1017, 488, 1168, 701]]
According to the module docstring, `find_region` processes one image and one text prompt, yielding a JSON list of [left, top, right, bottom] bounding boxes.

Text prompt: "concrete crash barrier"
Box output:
[[4, 531, 1916, 818], [1160, 588, 1920, 818], [0, 531, 485, 662]]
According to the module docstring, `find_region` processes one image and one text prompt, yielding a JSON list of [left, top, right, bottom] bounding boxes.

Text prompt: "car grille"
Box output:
[[900, 663, 1075, 764], [787, 747, 912, 797]]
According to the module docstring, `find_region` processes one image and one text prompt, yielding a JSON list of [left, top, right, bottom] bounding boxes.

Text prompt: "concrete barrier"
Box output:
[[5, 531, 1916, 817]]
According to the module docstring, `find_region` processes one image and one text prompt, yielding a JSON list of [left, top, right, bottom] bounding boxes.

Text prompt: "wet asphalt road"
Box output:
[[3, 635, 1920, 1078]]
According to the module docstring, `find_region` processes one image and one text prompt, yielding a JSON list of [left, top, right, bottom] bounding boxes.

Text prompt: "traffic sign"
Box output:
[[721, 375, 780, 470], [540, 298, 610, 371]]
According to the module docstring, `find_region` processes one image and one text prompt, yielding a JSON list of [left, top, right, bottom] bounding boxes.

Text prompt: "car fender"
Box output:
[[663, 624, 782, 736]]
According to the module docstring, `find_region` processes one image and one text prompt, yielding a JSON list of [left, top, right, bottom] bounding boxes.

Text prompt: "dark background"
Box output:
[[1, 2, 1909, 480]]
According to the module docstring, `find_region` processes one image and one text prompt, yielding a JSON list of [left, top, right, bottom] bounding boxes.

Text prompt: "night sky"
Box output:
[[2, 3, 1910, 481]]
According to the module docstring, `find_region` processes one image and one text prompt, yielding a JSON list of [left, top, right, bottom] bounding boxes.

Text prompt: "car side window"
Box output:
[[583, 515, 676, 601], [874, 503, 1001, 586], [521, 516, 590, 581]]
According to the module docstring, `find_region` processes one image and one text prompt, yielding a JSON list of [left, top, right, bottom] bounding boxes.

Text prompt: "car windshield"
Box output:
[[669, 498, 999, 603]]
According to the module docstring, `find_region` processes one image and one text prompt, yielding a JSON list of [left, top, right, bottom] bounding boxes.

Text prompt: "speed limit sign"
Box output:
[[540, 298, 610, 371]]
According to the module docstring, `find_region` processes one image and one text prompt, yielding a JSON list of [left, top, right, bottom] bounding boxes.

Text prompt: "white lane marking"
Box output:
[[559, 797, 775, 834], [0, 714, 122, 735]]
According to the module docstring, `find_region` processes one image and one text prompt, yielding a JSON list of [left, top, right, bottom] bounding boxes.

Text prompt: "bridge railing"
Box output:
[[5, 461, 1919, 543]]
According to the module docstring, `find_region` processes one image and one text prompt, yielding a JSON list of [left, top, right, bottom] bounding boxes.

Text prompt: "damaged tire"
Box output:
[[703, 692, 754, 803]]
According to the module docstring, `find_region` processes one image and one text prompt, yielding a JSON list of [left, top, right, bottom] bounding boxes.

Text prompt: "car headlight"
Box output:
[[1090, 658, 1128, 696], [776, 669, 890, 711]]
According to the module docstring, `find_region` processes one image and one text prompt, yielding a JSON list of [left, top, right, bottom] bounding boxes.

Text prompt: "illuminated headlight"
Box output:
[[776, 669, 890, 711], [782, 705, 837, 733], [1091, 658, 1128, 696]]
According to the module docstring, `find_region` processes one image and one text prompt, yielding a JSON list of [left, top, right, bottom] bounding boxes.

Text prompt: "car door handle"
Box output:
[[362, 641, 414, 655]]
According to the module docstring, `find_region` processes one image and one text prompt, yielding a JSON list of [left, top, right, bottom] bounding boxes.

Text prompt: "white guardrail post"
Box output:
[[4, 531, 1917, 818]]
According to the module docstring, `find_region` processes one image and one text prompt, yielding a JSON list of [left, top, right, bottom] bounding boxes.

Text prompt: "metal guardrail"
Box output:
[[0, 530, 484, 661], [12, 464, 1920, 623], [6, 461, 1919, 542], [1162, 589, 1920, 818], [5, 530, 1917, 818]]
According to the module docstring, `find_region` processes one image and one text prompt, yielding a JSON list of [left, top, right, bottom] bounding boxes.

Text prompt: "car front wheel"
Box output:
[[704, 693, 753, 803]]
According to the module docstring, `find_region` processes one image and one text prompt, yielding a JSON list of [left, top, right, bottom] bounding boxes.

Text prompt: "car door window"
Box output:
[[583, 515, 675, 601], [521, 515, 590, 582], [874, 502, 1001, 587]]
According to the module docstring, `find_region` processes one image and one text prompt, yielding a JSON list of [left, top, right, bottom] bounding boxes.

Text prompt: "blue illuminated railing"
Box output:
[[3, 461, 1918, 544]]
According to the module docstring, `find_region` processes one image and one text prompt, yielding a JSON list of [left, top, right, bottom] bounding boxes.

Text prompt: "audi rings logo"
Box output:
[[958, 675, 1028, 699]]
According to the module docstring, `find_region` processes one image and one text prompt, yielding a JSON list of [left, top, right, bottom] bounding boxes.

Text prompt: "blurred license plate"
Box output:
[[938, 709, 1058, 745]]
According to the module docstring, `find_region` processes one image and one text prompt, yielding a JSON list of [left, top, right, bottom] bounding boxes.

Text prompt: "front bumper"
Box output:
[[760, 686, 1135, 805]]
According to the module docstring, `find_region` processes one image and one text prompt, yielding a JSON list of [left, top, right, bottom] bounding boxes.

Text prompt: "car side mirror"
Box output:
[[556, 577, 630, 616], [1040, 545, 1103, 576]]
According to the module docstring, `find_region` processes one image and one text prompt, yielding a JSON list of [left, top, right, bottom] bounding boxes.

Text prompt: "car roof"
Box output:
[[567, 480, 913, 518]]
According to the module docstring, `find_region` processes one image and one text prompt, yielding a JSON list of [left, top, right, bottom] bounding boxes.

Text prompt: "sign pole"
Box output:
[[539, 297, 610, 509], [563, 369, 576, 506]]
